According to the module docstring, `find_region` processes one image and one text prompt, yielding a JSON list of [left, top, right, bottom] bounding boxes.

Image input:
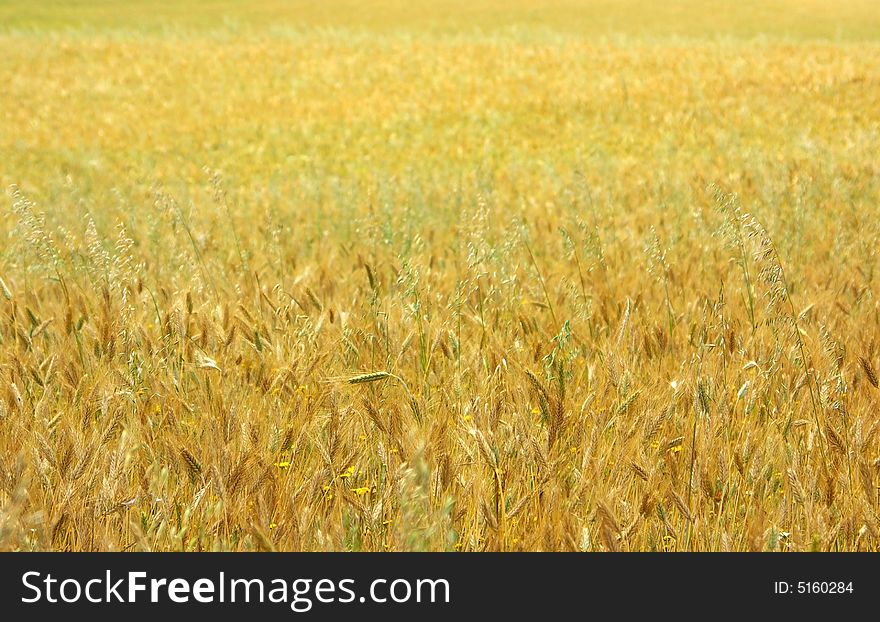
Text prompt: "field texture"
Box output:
[[1, 1, 879, 551]]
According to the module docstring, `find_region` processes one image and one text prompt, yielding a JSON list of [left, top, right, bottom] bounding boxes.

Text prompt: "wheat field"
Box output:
[[1, 1, 879, 552]]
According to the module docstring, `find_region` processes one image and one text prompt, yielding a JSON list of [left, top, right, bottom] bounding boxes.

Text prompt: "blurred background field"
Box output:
[[0, 1, 879, 551], [3, 0, 880, 38]]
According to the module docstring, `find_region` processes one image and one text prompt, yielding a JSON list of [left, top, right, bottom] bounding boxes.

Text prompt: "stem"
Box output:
[[524, 238, 560, 329], [772, 247, 830, 477], [171, 198, 219, 302]]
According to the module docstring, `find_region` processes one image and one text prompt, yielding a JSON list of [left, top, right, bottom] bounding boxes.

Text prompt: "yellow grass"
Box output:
[[1, 1, 879, 551]]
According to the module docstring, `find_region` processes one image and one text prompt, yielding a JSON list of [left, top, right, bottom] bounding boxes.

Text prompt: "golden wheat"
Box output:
[[0, 1, 878, 552]]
